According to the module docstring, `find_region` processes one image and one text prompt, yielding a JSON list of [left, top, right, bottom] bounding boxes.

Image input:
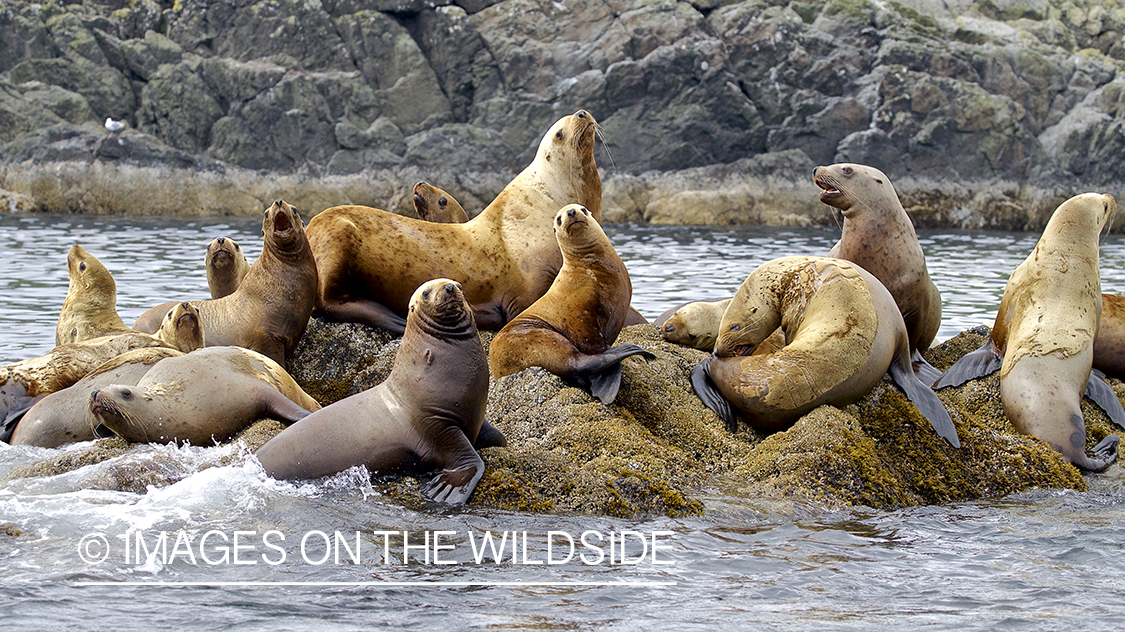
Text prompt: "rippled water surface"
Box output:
[[2, 215, 1125, 631]]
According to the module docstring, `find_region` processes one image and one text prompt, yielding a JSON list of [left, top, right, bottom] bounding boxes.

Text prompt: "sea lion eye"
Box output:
[[582, 208, 589, 215], [121, 389, 132, 400], [79, 262, 87, 272], [556, 216, 562, 226], [438, 197, 447, 207], [422, 289, 431, 299], [555, 130, 564, 140], [730, 323, 740, 331], [264, 209, 269, 217], [842, 166, 853, 175]]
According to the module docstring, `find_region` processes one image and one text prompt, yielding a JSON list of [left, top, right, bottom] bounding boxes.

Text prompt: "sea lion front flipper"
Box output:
[[888, 359, 961, 448], [911, 350, 943, 387], [317, 298, 408, 335], [473, 419, 507, 449], [260, 390, 314, 426], [418, 426, 485, 505], [1084, 369, 1125, 430], [690, 356, 737, 432], [933, 339, 1003, 389]]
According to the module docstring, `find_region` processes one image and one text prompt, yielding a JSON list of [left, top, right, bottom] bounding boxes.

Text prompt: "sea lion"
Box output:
[[657, 299, 732, 351], [206, 236, 251, 299], [0, 302, 204, 442], [255, 279, 490, 505], [814, 163, 944, 385], [489, 205, 654, 404], [1093, 294, 1125, 377], [413, 181, 469, 223], [691, 256, 959, 447], [55, 245, 132, 346], [935, 193, 1120, 471], [88, 346, 321, 445], [132, 200, 318, 367], [9, 347, 182, 448], [306, 110, 602, 334]]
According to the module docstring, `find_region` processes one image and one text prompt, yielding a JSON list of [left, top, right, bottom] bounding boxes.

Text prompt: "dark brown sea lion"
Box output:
[[489, 205, 654, 404], [305, 110, 602, 334], [255, 279, 490, 505], [691, 256, 959, 447], [89, 346, 321, 445], [55, 245, 132, 346], [206, 236, 251, 299], [132, 200, 318, 367], [412, 181, 469, 223]]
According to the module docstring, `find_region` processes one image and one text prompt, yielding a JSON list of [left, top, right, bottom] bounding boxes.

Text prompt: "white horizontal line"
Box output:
[[75, 580, 677, 587]]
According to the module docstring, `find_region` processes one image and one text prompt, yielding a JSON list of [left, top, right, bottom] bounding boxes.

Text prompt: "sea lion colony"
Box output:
[[1, 111, 1122, 506]]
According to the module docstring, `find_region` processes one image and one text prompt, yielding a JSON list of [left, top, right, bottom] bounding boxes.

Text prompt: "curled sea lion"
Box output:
[[413, 181, 469, 223], [132, 200, 318, 367], [306, 110, 602, 334], [814, 163, 943, 384], [206, 236, 251, 299], [89, 346, 321, 445], [691, 256, 959, 447], [1, 302, 204, 442], [256, 279, 490, 505], [935, 193, 1120, 471], [489, 205, 654, 404], [56, 245, 132, 346], [9, 347, 182, 448]]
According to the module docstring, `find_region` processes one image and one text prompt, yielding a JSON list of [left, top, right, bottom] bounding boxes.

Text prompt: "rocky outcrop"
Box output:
[[4, 0, 1125, 228]]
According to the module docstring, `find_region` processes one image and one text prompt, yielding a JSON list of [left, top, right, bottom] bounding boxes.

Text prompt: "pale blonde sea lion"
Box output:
[[55, 245, 132, 346], [656, 299, 731, 351], [256, 279, 490, 505], [691, 256, 959, 447], [305, 110, 602, 334], [206, 236, 251, 299], [489, 205, 654, 404], [412, 181, 470, 223]]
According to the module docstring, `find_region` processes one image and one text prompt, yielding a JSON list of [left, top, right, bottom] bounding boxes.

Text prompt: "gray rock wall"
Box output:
[[3, 0, 1125, 228]]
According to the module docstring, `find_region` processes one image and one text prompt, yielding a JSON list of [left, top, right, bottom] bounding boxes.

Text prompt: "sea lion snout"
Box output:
[[217, 237, 225, 245]]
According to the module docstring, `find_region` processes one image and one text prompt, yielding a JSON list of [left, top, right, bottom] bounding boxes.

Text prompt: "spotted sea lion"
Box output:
[[132, 200, 318, 367], [413, 181, 469, 223], [935, 193, 1120, 471], [89, 346, 321, 446], [691, 256, 959, 447], [1, 302, 204, 442], [255, 279, 490, 505], [55, 245, 132, 346], [206, 237, 251, 299], [814, 163, 943, 384], [305, 110, 602, 334]]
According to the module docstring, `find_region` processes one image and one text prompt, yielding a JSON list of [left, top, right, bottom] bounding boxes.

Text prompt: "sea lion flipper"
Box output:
[[911, 350, 943, 387], [1083, 369, 1125, 430], [588, 362, 623, 404], [419, 428, 485, 505], [260, 390, 315, 426], [690, 357, 737, 432], [933, 339, 1003, 389], [888, 360, 961, 448], [473, 419, 507, 449], [317, 298, 408, 335], [1089, 435, 1120, 470], [579, 344, 655, 404]]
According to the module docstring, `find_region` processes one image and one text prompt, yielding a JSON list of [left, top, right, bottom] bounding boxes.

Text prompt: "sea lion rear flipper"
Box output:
[[261, 391, 314, 426], [690, 356, 737, 432], [579, 344, 656, 405], [1084, 369, 1125, 430], [911, 350, 943, 387], [588, 362, 623, 405], [888, 360, 961, 448], [624, 306, 648, 326], [419, 426, 485, 505], [932, 339, 1003, 389], [1, 395, 40, 444], [473, 420, 507, 449]]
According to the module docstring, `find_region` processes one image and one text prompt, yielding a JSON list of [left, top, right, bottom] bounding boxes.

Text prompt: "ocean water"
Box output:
[[1, 215, 1124, 631]]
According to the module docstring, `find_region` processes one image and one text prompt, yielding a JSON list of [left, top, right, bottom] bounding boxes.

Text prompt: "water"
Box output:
[[2, 215, 1125, 630]]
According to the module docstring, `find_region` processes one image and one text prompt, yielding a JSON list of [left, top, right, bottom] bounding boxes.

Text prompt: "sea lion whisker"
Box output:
[[594, 125, 615, 170]]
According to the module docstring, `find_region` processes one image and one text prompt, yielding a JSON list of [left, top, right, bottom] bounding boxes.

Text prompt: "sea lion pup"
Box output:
[[413, 181, 469, 223], [934, 193, 1121, 471], [489, 205, 655, 404], [88, 346, 321, 446], [55, 245, 132, 346], [9, 347, 183, 448], [255, 279, 490, 505], [306, 110, 602, 334], [691, 256, 960, 447], [656, 299, 732, 351], [132, 200, 318, 367], [206, 236, 251, 299], [814, 163, 944, 385], [0, 302, 204, 442]]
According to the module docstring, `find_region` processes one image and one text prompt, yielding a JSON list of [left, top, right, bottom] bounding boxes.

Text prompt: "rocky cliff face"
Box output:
[[3, 0, 1125, 228]]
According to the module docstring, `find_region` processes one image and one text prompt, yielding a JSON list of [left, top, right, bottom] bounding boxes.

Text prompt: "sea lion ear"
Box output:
[[874, 178, 883, 184]]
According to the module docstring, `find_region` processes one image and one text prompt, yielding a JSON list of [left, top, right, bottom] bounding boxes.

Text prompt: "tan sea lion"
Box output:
[[1, 302, 204, 442], [412, 181, 469, 223], [132, 200, 318, 367], [305, 110, 602, 334], [691, 256, 959, 447], [935, 193, 1120, 471], [656, 299, 732, 351], [9, 347, 183, 448], [489, 205, 654, 404], [1093, 294, 1125, 377], [206, 236, 251, 299], [255, 279, 490, 505], [89, 346, 321, 446], [814, 163, 944, 384], [55, 245, 132, 346]]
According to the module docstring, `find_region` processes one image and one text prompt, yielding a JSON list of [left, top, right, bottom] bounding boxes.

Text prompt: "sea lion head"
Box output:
[[813, 163, 893, 216], [662, 303, 721, 350], [553, 204, 606, 256], [154, 302, 205, 352], [67, 244, 116, 296], [206, 236, 249, 297], [262, 200, 308, 257], [714, 262, 789, 358], [1045, 192, 1117, 246], [88, 386, 149, 442], [207, 236, 244, 269], [409, 278, 476, 336], [536, 110, 602, 216], [412, 181, 468, 223]]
